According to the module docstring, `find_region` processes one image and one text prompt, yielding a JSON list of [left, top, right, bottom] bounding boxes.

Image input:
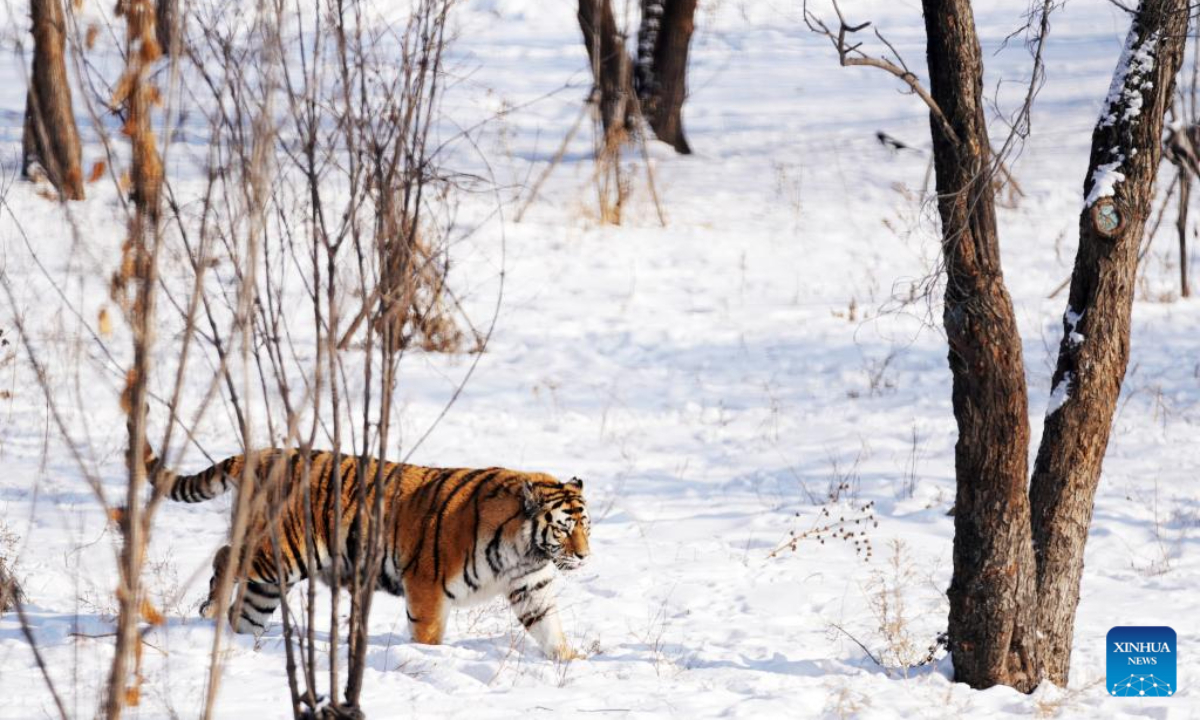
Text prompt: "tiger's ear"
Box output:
[[521, 481, 540, 515], [566, 477, 584, 492]]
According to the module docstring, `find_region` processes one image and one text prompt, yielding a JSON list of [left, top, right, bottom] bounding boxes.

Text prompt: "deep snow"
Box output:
[[0, 0, 1197, 718]]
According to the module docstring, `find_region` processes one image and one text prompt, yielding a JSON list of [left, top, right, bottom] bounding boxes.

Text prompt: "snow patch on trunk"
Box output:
[[1100, 29, 1159, 129], [1047, 372, 1074, 416], [1065, 307, 1085, 346], [1084, 158, 1126, 207], [1086, 27, 1159, 207]]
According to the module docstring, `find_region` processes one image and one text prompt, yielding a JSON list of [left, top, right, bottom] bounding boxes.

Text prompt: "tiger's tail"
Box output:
[[145, 444, 240, 504]]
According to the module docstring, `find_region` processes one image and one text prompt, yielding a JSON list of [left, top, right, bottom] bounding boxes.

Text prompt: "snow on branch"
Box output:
[[1085, 25, 1160, 207]]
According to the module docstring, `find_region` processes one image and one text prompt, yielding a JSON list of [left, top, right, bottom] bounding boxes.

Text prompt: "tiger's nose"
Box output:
[[572, 531, 590, 559]]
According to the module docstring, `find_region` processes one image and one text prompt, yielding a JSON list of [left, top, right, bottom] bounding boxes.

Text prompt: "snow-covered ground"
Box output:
[[1, 0, 1198, 717]]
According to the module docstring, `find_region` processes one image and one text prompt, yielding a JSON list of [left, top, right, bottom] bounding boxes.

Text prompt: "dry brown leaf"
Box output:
[[111, 73, 134, 109], [119, 367, 138, 415], [140, 598, 165, 626], [139, 38, 162, 65], [88, 160, 107, 184], [98, 307, 113, 336]]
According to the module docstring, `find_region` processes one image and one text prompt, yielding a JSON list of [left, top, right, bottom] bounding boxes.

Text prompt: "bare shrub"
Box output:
[[829, 539, 947, 678], [172, 0, 496, 715], [770, 497, 877, 561], [3, 0, 498, 714], [862, 539, 927, 672]]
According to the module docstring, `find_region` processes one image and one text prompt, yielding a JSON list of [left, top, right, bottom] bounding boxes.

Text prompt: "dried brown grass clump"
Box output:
[[0, 556, 24, 615]]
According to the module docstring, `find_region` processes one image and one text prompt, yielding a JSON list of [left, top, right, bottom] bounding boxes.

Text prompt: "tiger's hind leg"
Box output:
[[199, 543, 300, 636], [199, 545, 232, 620], [404, 580, 449, 645], [506, 566, 577, 660], [232, 581, 283, 635]]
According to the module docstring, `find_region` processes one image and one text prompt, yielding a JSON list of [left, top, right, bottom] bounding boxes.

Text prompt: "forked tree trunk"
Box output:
[[578, 0, 636, 142], [635, 0, 696, 154], [23, 0, 85, 200], [1029, 0, 1188, 686], [921, 0, 1040, 692]]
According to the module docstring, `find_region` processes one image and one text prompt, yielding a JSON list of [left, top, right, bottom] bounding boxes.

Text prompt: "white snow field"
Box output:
[[1, 0, 1198, 717]]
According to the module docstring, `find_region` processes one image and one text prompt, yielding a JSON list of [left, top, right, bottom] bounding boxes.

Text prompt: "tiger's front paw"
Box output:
[[199, 600, 217, 619], [549, 644, 582, 661]]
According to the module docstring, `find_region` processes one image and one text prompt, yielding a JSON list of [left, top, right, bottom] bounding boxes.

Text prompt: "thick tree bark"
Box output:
[[635, 0, 696, 154], [1029, 0, 1188, 687], [921, 0, 1040, 692], [578, 0, 635, 142], [23, 0, 84, 200]]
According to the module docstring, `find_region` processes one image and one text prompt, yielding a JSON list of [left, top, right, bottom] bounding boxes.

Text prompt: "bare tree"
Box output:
[[578, 0, 637, 143], [806, 0, 1188, 692], [1029, 0, 1188, 685], [1176, 167, 1190, 296], [106, 0, 166, 715], [921, 0, 1043, 691], [807, 0, 1039, 688], [23, 0, 85, 200], [575, 0, 672, 224], [578, 0, 697, 153], [636, 0, 697, 153], [1163, 120, 1198, 297], [177, 0, 480, 715]]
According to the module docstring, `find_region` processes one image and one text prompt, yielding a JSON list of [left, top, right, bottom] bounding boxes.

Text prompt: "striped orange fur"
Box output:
[[152, 448, 590, 659]]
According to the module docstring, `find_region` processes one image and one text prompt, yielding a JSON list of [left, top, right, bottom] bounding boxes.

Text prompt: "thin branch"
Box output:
[[803, 0, 962, 147], [829, 621, 884, 668]]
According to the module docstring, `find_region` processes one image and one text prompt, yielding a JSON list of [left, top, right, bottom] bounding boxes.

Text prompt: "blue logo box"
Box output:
[[1107, 626, 1176, 697]]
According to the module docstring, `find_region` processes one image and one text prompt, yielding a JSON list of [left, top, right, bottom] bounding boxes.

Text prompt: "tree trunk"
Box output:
[[577, 0, 635, 144], [1029, 0, 1188, 687], [156, 0, 177, 56], [1178, 171, 1190, 297], [635, 0, 696, 154], [106, 2, 163, 716], [123, 0, 164, 219], [921, 0, 1040, 692], [23, 0, 84, 200]]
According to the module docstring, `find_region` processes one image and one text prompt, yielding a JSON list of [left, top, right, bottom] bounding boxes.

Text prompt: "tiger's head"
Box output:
[[524, 477, 590, 571]]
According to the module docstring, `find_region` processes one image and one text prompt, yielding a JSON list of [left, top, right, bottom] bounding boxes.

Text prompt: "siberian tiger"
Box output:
[[151, 448, 590, 660]]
